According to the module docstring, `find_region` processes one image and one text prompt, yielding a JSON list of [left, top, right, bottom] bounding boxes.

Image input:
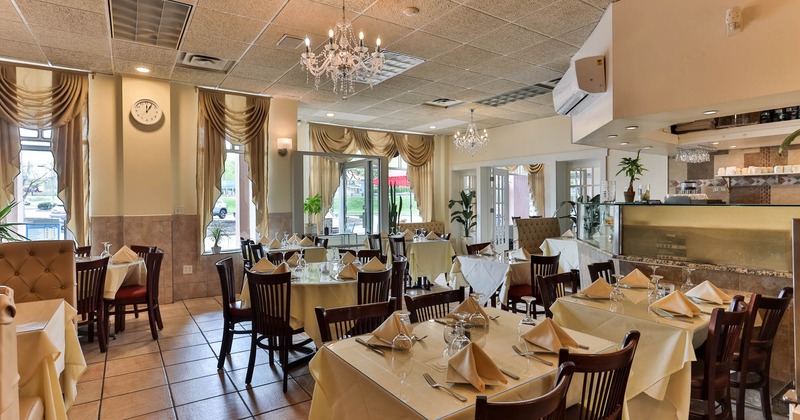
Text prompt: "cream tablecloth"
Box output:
[[308, 307, 616, 420], [539, 238, 582, 285], [551, 289, 712, 420], [101, 258, 147, 300], [16, 299, 86, 420], [406, 240, 455, 281]]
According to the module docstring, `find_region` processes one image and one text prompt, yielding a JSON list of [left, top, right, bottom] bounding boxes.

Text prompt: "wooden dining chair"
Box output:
[[75, 245, 92, 257], [366, 233, 383, 254], [129, 245, 156, 258], [404, 287, 466, 323], [215, 257, 252, 369], [249, 243, 266, 263], [731, 287, 792, 420], [558, 330, 641, 420], [506, 254, 560, 314], [105, 250, 165, 339], [356, 249, 385, 264], [690, 296, 748, 420], [475, 362, 576, 420], [314, 298, 396, 343], [587, 260, 615, 283], [76, 257, 109, 352], [357, 268, 391, 305], [388, 235, 407, 258], [245, 270, 314, 392], [390, 255, 408, 311], [266, 251, 284, 265], [315, 237, 329, 249], [466, 242, 491, 255], [538, 270, 579, 319], [240, 238, 255, 272]]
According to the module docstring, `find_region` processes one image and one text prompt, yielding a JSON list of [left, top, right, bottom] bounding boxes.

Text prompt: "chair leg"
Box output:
[[87, 313, 95, 343], [268, 336, 275, 365], [282, 338, 289, 393], [217, 323, 232, 370], [134, 304, 139, 318], [760, 378, 772, 420], [245, 333, 257, 384], [147, 304, 159, 340], [154, 303, 164, 330], [97, 309, 107, 352], [735, 378, 745, 420]]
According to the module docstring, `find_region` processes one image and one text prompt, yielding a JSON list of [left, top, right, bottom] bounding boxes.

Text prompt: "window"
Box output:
[[388, 155, 421, 224], [507, 166, 538, 218], [569, 166, 601, 202], [203, 141, 253, 253], [327, 157, 380, 234], [11, 128, 71, 241]]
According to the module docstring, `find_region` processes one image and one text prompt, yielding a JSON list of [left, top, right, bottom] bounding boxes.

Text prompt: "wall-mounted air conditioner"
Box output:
[[553, 55, 606, 116]]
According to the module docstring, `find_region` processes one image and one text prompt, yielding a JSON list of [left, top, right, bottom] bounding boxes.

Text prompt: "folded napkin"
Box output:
[[425, 231, 440, 240], [479, 244, 494, 255], [582, 278, 613, 299], [651, 291, 701, 317], [362, 257, 386, 272], [685, 280, 732, 305], [368, 314, 413, 348], [562, 229, 575, 238], [298, 237, 314, 247], [337, 263, 360, 279], [511, 248, 531, 261], [251, 258, 276, 272], [620, 268, 650, 287], [112, 246, 139, 263], [403, 229, 414, 240], [447, 297, 489, 320], [288, 234, 301, 245], [266, 238, 282, 249], [272, 262, 290, 274], [380, 231, 389, 238], [341, 251, 356, 265], [522, 318, 579, 352], [286, 253, 300, 266], [446, 342, 507, 392]]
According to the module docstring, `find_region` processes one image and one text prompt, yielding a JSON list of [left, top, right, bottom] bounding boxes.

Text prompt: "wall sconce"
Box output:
[[725, 7, 742, 36], [277, 137, 292, 157]]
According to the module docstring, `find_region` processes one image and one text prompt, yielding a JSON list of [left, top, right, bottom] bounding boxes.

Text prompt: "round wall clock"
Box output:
[[131, 98, 163, 125]]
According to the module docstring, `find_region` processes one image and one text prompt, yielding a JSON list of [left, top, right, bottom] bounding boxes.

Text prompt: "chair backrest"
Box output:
[[516, 217, 561, 255], [539, 272, 577, 319], [315, 298, 396, 343], [246, 270, 293, 337], [215, 257, 237, 317], [130, 245, 156, 258], [557, 330, 641, 420], [249, 243, 265, 262], [439, 233, 451, 240], [144, 251, 164, 304], [284, 250, 300, 261], [530, 254, 560, 297], [75, 257, 109, 316], [366, 234, 383, 254], [466, 242, 491, 255], [302, 247, 327, 263], [587, 260, 615, 283], [357, 268, 392, 305], [404, 287, 466, 323], [475, 362, 576, 420], [736, 288, 792, 383], [338, 248, 356, 256], [388, 236, 407, 257], [315, 237, 329, 249], [266, 251, 283, 265], [699, 297, 748, 402], [0, 240, 76, 306], [357, 249, 384, 264], [75, 245, 92, 257], [390, 255, 408, 311], [240, 239, 255, 268]]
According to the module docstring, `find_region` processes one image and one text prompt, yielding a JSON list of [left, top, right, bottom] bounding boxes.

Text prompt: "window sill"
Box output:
[[201, 249, 240, 257]]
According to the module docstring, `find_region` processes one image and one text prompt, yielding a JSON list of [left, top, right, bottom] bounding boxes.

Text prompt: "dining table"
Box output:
[[406, 239, 456, 283], [262, 244, 328, 263], [308, 306, 617, 419], [449, 255, 530, 306], [15, 299, 86, 420], [539, 237, 582, 286], [95, 257, 147, 299]]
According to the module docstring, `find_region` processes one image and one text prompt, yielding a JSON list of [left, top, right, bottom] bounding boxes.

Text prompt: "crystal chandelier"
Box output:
[[454, 109, 489, 156], [676, 145, 715, 163], [300, 0, 384, 97]]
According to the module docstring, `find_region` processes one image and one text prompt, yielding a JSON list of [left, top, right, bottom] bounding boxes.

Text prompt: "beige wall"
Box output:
[[267, 98, 298, 214]]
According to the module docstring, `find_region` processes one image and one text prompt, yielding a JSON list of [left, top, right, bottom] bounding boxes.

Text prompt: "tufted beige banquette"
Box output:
[[397, 221, 445, 235], [515, 218, 562, 255], [0, 240, 76, 307]]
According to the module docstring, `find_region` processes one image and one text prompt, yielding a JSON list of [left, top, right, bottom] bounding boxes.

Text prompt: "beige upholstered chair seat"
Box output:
[[0, 240, 76, 307], [397, 221, 445, 235], [515, 218, 562, 255]]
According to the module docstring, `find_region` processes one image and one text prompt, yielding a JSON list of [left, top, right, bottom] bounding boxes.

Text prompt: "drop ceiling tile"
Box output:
[[475, 117, 516, 128], [392, 91, 436, 104], [385, 31, 460, 60], [0, 39, 46, 63], [219, 76, 272, 93], [473, 79, 527, 95], [350, 16, 414, 46], [463, 0, 557, 21], [300, 88, 346, 102], [180, 32, 249, 60], [112, 40, 179, 66], [16, 0, 107, 37], [41, 0, 106, 13], [229, 63, 286, 82], [30, 25, 110, 57], [372, 75, 431, 92], [264, 82, 315, 98], [436, 70, 494, 89], [187, 7, 267, 43], [42, 47, 111, 72], [556, 23, 596, 47], [368, 100, 416, 112], [470, 56, 531, 78], [115, 58, 173, 78], [239, 45, 303, 69], [364, 0, 459, 29], [526, 92, 554, 106], [505, 65, 562, 85], [411, 82, 462, 98], [196, 0, 284, 21], [275, 67, 322, 88], [400, 62, 460, 82], [497, 99, 553, 114], [256, 24, 313, 50], [515, 0, 602, 37], [450, 88, 494, 102], [431, 45, 501, 70], [468, 24, 548, 55], [170, 66, 226, 86], [272, 0, 356, 38], [329, 96, 383, 110], [542, 56, 571, 73], [310, 0, 376, 13], [0, 20, 35, 44], [0, 1, 22, 21], [517, 39, 577, 65], [422, 6, 507, 43], [349, 84, 406, 100], [351, 106, 394, 117]]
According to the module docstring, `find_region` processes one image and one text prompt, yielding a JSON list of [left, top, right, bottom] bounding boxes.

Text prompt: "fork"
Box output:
[[511, 345, 554, 366], [412, 335, 428, 342], [489, 315, 500, 321], [423, 373, 467, 402], [651, 307, 694, 324]]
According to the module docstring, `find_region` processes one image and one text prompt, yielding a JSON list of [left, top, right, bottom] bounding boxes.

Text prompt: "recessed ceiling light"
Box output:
[[712, 142, 720, 145], [403, 6, 419, 16], [326, 112, 335, 117], [429, 125, 436, 129], [625, 125, 638, 130], [703, 110, 718, 115], [730, 145, 737, 148], [643, 146, 653, 150], [135, 67, 151, 73], [619, 142, 629, 146], [607, 134, 618, 138]]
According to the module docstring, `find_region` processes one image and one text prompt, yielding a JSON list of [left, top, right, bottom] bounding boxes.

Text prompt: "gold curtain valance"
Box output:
[[0, 65, 87, 129]]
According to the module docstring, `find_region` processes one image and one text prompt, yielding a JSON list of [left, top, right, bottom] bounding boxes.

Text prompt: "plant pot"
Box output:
[[211, 246, 221, 254], [460, 236, 474, 255], [623, 186, 636, 202]]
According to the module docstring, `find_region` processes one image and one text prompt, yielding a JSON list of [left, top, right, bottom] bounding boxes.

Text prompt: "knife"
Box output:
[[651, 307, 695, 324], [434, 319, 451, 326], [355, 337, 385, 355], [500, 368, 519, 380]]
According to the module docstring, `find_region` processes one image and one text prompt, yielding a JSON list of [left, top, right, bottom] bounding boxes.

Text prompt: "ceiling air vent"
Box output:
[[477, 80, 559, 107], [110, 0, 192, 49], [276, 34, 306, 49], [424, 98, 464, 109], [176, 52, 234, 73]]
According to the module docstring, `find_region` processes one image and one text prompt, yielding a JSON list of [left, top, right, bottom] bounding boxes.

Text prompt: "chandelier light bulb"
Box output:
[[454, 109, 489, 156]]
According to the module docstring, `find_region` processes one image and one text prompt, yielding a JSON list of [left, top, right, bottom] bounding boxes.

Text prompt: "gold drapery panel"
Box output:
[[308, 123, 435, 221], [0, 65, 89, 245], [197, 90, 270, 251], [525, 164, 545, 216]]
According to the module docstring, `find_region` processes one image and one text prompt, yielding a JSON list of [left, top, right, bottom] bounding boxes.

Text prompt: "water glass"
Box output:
[[100, 242, 111, 259], [681, 268, 695, 294]]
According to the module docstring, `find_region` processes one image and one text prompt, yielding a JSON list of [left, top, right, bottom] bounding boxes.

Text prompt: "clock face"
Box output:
[[131, 99, 163, 125]]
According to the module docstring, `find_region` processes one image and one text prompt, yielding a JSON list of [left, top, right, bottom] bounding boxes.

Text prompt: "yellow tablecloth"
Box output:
[[406, 240, 455, 281], [551, 290, 711, 420], [101, 258, 147, 299], [308, 307, 616, 420], [16, 299, 86, 420]]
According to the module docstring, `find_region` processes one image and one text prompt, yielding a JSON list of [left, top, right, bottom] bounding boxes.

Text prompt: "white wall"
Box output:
[[607, 150, 668, 201]]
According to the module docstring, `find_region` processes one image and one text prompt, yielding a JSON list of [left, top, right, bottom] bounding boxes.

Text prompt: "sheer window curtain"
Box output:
[[196, 90, 270, 252], [0, 65, 89, 245]]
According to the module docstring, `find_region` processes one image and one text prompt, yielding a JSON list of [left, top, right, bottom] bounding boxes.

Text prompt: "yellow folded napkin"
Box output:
[[380, 231, 389, 238], [251, 258, 276, 272], [298, 237, 314, 247], [286, 253, 300, 266], [425, 231, 440, 240], [362, 257, 386, 272], [272, 262, 290, 274], [685, 280, 732, 305], [522, 318, 579, 352], [446, 342, 507, 392], [112, 246, 139, 263], [403, 229, 414, 240], [266, 238, 282, 249], [341, 252, 356, 265], [288, 234, 301, 244], [337, 263, 360, 279], [582, 278, 613, 299], [620, 268, 649, 288], [479, 244, 494, 255], [368, 314, 413, 348], [651, 291, 701, 317], [511, 248, 531, 261], [562, 229, 575, 238], [447, 297, 489, 320]]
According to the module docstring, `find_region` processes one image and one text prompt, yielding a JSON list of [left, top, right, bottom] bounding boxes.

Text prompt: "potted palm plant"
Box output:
[[208, 222, 228, 254], [449, 190, 477, 253], [616, 150, 647, 202], [303, 194, 322, 235], [0, 201, 28, 242]]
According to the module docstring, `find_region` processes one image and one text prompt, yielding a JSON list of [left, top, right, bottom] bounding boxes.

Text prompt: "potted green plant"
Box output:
[[778, 128, 800, 154], [303, 194, 322, 235], [449, 190, 477, 253], [0, 201, 28, 242], [616, 150, 647, 202], [388, 183, 402, 234], [208, 222, 228, 254]]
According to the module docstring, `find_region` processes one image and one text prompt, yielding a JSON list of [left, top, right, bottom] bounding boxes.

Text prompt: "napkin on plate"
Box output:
[[341, 251, 356, 265], [361, 257, 386, 272], [285, 253, 300, 266], [446, 342, 507, 392], [511, 248, 531, 261], [288, 234, 301, 245], [479, 244, 494, 255], [562, 229, 575, 238], [251, 258, 276, 272], [337, 263, 360, 279], [651, 291, 701, 317], [272, 262, 290, 274], [403, 229, 414, 240], [685, 280, 732, 305], [582, 278, 613, 299], [298, 237, 314, 247], [111, 246, 139, 263], [521, 318, 579, 352], [620, 268, 650, 288], [266, 238, 282, 249], [425, 231, 440, 240], [447, 297, 488, 320], [368, 314, 413, 348]]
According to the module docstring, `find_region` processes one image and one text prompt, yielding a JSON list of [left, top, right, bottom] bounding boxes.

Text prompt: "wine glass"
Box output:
[[391, 333, 414, 401], [100, 242, 111, 259], [649, 275, 664, 301], [282, 231, 289, 247], [293, 254, 307, 278], [519, 296, 536, 325], [681, 268, 695, 294], [610, 274, 625, 302]]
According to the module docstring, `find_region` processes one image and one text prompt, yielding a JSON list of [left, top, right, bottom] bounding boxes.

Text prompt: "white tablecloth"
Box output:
[[101, 259, 147, 300], [539, 238, 582, 285], [450, 256, 524, 305], [406, 240, 455, 281]]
